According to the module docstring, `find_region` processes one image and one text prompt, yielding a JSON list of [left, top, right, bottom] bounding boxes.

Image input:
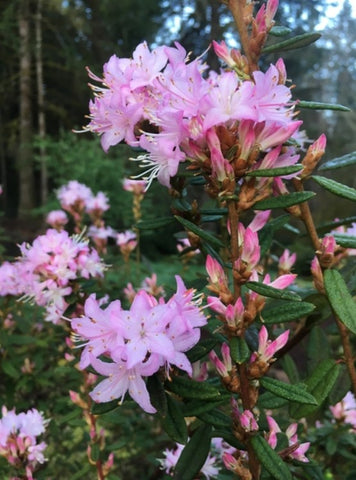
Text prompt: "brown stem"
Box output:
[[292, 178, 321, 251], [335, 316, 356, 395], [227, 0, 254, 70]]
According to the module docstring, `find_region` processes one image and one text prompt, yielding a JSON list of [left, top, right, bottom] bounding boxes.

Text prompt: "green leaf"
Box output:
[[1, 359, 20, 379], [198, 409, 232, 428], [166, 376, 222, 400], [328, 365, 351, 406], [332, 234, 356, 249], [161, 395, 187, 444], [258, 392, 289, 409], [186, 337, 218, 363], [315, 215, 356, 234], [182, 399, 226, 417], [174, 216, 224, 248], [136, 216, 175, 229], [312, 176, 356, 202], [269, 25, 292, 36], [246, 165, 303, 177], [259, 215, 291, 258], [174, 424, 212, 480], [262, 32, 321, 54], [246, 281, 301, 301], [251, 435, 292, 480], [260, 377, 317, 405], [229, 337, 250, 364], [307, 326, 330, 374], [319, 151, 356, 171], [298, 100, 351, 112], [146, 374, 167, 416], [324, 269, 356, 334], [254, 191, 315, 210], [281, 355, 300, 384], [290, 359, 340, 419], [200, 208, 228, 215], [262, 301, 315, 324]]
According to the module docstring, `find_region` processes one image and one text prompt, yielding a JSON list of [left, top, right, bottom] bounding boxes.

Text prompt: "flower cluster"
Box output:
[[0, 229, 105, 324], [85, 37, 303, 189], [71, 276, 207, 413], [0, 407, 48, 479], [266, 415, 310, 462]]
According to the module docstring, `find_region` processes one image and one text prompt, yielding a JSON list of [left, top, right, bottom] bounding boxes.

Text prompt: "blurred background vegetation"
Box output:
[[0, 0, 355, 242]]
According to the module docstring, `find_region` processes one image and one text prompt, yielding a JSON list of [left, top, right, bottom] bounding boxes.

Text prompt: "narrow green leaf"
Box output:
[[262, 32, 321, 54], [200, 208, 228, 215], [324, 269, 356, 334], [316, 216, 356, 234], [229, 337, 250, 364], [1, 359, 20, 379], [246, 165, 303, 177], [186, 337, 218, 363], [281, 355, 300, 384], [146, 374, 167, 416], [251, 435, 292, 480], [312, 175, 356, 202], [166, 376, 221, 400], [198, 409, 232, 428], [258, 391, 289, 409], [307, 326, 330, 373], [269, 25, 292, 36], [298, 100, 351, 112], [174, 424, 212, 480], [175, 216, 224, 248], [161, 395, 187, 444], [332, 234, 356, 249], [290, 359, 340, 419], [319, 151, 356, 171], [246, 281, 301, 301], [262, 301, 315, 324], [136, 216, 175, 230], [260, 377, 317, 405], [182, 399, 225, 417], [91, 443, 100, 462], [254, 191, 315, 210]]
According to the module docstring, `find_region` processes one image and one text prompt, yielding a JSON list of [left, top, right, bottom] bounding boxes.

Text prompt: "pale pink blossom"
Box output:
[[250, 325, 289, 364]]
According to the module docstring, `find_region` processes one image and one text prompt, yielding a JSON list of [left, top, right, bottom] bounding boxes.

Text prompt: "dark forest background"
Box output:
[[0, 0, 355, 237]]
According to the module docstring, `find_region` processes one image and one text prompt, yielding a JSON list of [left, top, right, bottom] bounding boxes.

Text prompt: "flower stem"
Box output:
[[336, 316, 356, 396], [292, 178, 321, 251]]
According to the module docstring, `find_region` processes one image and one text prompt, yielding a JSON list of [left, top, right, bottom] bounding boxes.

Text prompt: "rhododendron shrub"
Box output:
[[1, 0, 356, 479]]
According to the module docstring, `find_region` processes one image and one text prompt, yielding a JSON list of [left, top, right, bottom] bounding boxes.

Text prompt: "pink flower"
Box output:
[[122, 178, 147, 194], [46, 210, 68, 230], [278, 249, 297, 273], [209, 343, 232, 377], [251, 325, 289, 363], [330, 392, 356, 430], [89, 356, 157, 414]]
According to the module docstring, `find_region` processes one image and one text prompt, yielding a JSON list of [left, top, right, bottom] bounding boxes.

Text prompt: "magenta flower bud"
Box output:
[[206, 128, 234, 182], [212, 40, 236, 68], [222, 452, 239, 471], [221, 343, 232, 372], [209, 350, 229, 377], [206, 255, 227, 288], [321, 235, 337, 255], [278, 249, 297, 272], [239, 410, 259, 431], [248, 210, 271, 232]]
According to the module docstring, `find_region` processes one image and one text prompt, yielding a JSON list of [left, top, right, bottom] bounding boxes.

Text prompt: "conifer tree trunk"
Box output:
[[35, 0, 47, 206], [18, 0, 35, 218]]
